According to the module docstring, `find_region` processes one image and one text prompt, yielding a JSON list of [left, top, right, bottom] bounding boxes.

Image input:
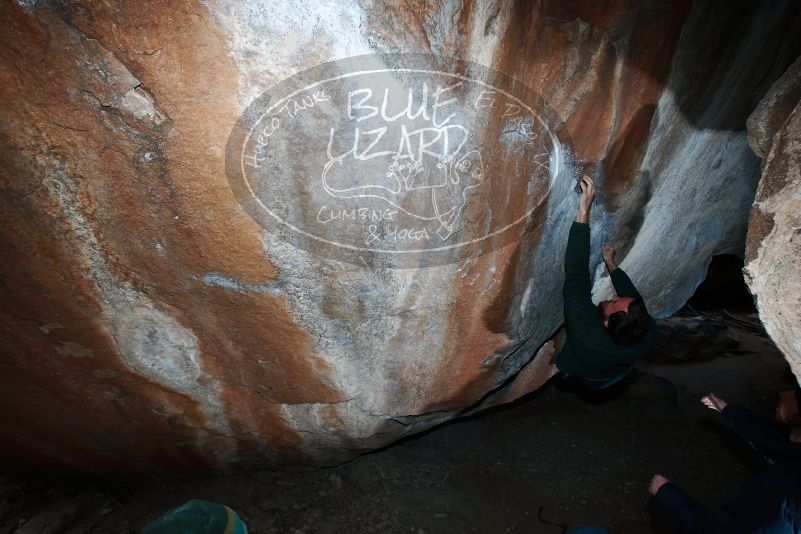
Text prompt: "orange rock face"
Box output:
[[0, 0, 798, 478]]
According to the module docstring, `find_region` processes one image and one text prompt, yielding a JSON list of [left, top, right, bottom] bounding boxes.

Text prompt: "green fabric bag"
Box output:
[[142, 499, 248, 534]]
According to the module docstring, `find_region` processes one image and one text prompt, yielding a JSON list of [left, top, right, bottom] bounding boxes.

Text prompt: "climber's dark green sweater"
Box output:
[[555, 222, 656, 378]]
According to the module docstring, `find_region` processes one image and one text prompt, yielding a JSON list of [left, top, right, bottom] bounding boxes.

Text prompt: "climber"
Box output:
[[648, 388, 801, 533], [553, 174, 656, 389]]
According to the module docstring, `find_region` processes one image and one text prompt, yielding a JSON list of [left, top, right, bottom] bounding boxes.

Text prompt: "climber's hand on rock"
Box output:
[[575, 175, 595, 223], [579, 175, 595, 205], [602, 244, 617, 269], [701, 393, 728, 413], [649, 474, 670, 496]]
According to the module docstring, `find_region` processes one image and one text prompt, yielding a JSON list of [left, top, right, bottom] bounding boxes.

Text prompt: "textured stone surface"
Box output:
[[747, 57, 801, 160], [649, 316, 738, 364], [0, 0, 799, 478], [745, 60, 801, 379]]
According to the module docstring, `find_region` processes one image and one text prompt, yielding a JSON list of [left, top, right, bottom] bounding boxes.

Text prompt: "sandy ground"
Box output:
[[0, 315, 793, 534]]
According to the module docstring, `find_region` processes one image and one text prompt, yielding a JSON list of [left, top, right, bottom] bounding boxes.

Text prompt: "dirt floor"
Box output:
[[0, 312, 794, 534]]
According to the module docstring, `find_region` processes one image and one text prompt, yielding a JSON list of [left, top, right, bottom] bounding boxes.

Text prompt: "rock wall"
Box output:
[[745, 57, 801, 379], [0, 0, 799, 478]]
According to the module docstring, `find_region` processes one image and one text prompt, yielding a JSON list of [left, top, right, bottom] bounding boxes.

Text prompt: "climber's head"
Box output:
[[598, 296, 648, 346], [599, 295, 634, 322]]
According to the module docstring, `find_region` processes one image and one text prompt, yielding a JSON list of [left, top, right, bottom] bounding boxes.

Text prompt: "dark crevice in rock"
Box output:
[[687, 254, 755, 312]]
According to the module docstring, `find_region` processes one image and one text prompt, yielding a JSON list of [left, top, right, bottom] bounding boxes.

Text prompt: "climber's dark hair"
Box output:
[[606, 298, 649, 346]]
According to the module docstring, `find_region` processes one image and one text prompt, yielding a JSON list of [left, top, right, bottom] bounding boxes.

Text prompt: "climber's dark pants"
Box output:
[[559, 365, 634, 390]]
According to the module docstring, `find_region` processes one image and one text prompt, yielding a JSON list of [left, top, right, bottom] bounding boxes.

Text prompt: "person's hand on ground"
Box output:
[[701, 393, 728, 413], [602, 244, 617, 270], [575, 175, 596, 223], [649, 474, 670, 496]]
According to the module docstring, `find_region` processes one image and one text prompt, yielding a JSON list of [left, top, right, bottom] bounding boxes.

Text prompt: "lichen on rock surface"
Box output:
[[1, 0, 800, 478]]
